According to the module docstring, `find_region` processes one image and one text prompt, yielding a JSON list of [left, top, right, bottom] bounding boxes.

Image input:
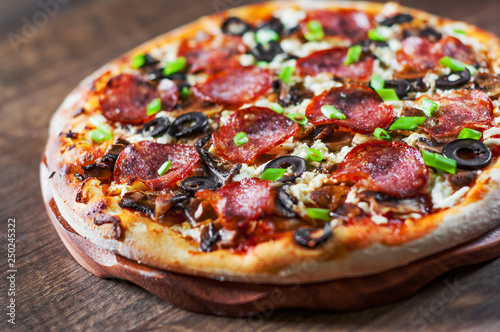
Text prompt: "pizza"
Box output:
[[43, 1, 500, 284]]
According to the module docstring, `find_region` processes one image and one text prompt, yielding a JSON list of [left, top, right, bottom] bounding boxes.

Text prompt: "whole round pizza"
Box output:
[[43, 1, 500, 284]]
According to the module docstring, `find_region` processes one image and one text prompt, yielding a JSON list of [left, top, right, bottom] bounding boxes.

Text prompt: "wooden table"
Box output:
[[1, 0, 500, 330]]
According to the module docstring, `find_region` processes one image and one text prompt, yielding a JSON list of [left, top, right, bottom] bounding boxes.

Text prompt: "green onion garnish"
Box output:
[[163, 57, 186, 76], [458, 128, 482, 140], [389, 117, 427, 131], [304, 20, 325, 41], [269, 103, 284, 114], [307, 208, 331, 221], [421, 98, 439, 117], [422, 150, 456, 174], [344, 45, 362, 66], [179, 86, 192, 99], [279, 66, 295, 84], [255, 29, 279, 44], [370, 74, 385, 90], [233, 132, 249, 146], [307, 148, 324, 162], [261, 168, 287, 181], [157, 160, 172, 176], [321, 105, 346, 120], [131, 54, 145, 69], [287, 113, 308, 125], [368, 28, 386, 41], [375, 88, 399, 102], [146, 98, 162, 116], [439, 56, 477, 75], [454, 28, 466, 35], [88, 124, 113, 143], [256, 61, 269, 68], [374, 127, 391, 140]]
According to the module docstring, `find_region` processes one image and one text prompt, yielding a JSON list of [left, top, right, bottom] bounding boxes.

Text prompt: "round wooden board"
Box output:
[[41, 163, 500, 317]]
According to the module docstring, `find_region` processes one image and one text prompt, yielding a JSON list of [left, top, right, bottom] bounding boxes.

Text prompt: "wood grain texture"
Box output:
[[1, 0, 500, 330]]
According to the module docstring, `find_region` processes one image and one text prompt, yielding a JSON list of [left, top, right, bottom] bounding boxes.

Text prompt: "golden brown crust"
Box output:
[[44, 1, 500, 284]]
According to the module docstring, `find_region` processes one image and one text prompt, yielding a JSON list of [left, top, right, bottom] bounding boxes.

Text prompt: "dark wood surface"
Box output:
[[1, 0, 500, 330]]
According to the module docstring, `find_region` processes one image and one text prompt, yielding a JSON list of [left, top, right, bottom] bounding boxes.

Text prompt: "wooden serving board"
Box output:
[[41, 163, 500, 317]]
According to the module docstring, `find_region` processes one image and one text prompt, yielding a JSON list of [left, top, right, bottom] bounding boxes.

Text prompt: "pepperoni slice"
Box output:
[[212, 106, 299, 164], [114, 141, 199, 190], [332, 141, 429, 198], [192, 66, 273, 108], [421, 90, 494, 138], [178, 35, 247, 74], [99, 74, 178, 124], [301, 9, 374, 42], [305, 85, 393, 134], [396, 36, 476, 78], [296, 48, 374, 80], [196, 178, 271, 230]]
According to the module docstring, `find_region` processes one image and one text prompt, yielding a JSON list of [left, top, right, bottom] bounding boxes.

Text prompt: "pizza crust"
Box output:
[[44, 1, 500, 284]]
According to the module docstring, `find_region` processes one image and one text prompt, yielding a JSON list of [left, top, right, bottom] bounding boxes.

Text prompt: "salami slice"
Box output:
[[301, 9, 374, 42], [296, 47, 374, 80], [178, 35, 247, 74], [192, 66, 273, 108], [114, 141, 199, 190], [422, 89, 494, 138], [212, 106, 299, 163], [396, 36, 476, 78], [305, 85, 393, 134], [99, 74, 178, 124], [331, 141, 429, 198], [196, 178, 271, 230]]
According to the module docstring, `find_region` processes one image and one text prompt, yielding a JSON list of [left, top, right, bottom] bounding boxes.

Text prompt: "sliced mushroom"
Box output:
[[468, 71, 500, 96], [264, 186, 297, 218], [416, 137, 447, 154], [293, 222, 333, 249], [82, 138, 130, 181], [75, 178, 104, 204], [199, 222, 220, 252], [119, 191, 188, 221], [444, 170, 480, 191], [358, 191, 431, 216], [310, 185, 350, 211], [94, 214, 122, 239]]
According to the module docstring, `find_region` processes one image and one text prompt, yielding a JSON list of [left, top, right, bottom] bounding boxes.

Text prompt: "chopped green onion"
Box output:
[[233, 132, 249, 146], [422, 150, 456, 174], [261, 168, 287, 181], [304, 20, 325, 41], [307, 208, 331, 221], [88, 124, 113, 143], [163, 57, 186, 76], [375, 88, 399, 102], [370, 74, 385, 90], [458, 128, 482, 140], [256, 61, 269, 68], [157, 160, 172, 176], [279, 66, 295, 84], [439, 56, 477, 75], [454, 28, 466, 35], [255, 29, 279, 44], [307, 148, 324, 162], [287, 113, 308, 125], [374, 127, 391, 140], [146, 98, 162, 116], [179, 86, 192, 99], [344, 45, 362, 65], [389, 117, 427, 131], [269, 103, 284, 114], [131, 54, 145, 69], [421, 98, 439, 117], [321, 105, 346, 120], [368, 28, 386, 41]]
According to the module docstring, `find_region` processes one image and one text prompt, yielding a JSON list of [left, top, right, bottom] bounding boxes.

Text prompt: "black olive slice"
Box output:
[[442, 139, 492, 170], [383, 80, 411, 99], [380, 13, 413, 26], [256, 17, 284, 34], [436, 69, 471, 90], [143, 54, 159, 67], [420, 27, 442, 42], [412, 78, 430, 92], [181, 176, 218, 195], [264, 156, 307, 182], [251, 41, 284, 62], [140, 117, 170, 137], [221, 17, 252, 36], [169, 112, 209, 138], [147, 68, 187, 82], [293, 222, 333, 249]]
